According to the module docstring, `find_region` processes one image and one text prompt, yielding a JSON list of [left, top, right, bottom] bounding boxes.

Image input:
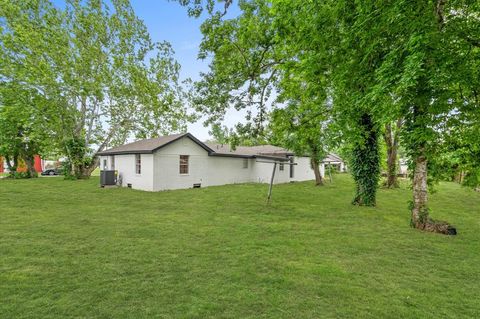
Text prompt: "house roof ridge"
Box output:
[[97, 132, 199, 155]]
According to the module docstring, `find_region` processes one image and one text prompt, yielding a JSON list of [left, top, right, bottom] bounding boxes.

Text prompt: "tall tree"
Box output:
[[268, 1, 336, 186], [270, 102, 330, 186], [180, 0, 479, 233], [0, 82, 55, 177], [383, 119, 403, 188], [331, 0, 479, 233], [0, 0, 188, 178], [190, 0, 280, 141], [184, 0, 333, 183], [315, 1, 383, 206], [265, 0, 384, 205]]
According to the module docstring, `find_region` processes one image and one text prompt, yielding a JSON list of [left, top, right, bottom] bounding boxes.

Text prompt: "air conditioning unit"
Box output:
[[100, 170, 117, 187]]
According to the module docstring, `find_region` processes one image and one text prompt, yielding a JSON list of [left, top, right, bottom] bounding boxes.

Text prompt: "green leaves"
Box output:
[[1, 0, 188, 176], [187, 0, 334, 159], [0, 82, 53, 177], [190, 1, 280, 139]]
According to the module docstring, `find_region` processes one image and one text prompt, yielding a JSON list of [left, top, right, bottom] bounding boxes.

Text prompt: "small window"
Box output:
[[103, 159, 107, 170], [179, 155, 189, 174], [279, 163, 284, 171], [243, 158, 248, 169], [111, 156, 115, 170], [135, 154, 141, 174]]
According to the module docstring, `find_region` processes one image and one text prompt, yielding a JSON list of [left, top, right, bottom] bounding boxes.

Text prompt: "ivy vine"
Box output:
[[350, 113, 380, 206]]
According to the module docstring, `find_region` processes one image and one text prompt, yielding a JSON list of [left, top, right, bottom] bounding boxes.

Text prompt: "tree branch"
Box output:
[[435, 0, 446, 29]]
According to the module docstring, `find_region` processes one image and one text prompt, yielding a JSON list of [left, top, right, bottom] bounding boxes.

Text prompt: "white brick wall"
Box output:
[[100, 154, 154, 191], [102, 136, 321, 191], [291, 156, 324, 182]]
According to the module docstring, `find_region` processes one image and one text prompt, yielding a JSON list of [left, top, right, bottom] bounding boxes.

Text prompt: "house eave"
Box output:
[[255, 155, 290, 162], [208, 153, 254, 159], [207, 153, 290, 161], [97, 150, 153, 156], [97, 133, 215, 157]]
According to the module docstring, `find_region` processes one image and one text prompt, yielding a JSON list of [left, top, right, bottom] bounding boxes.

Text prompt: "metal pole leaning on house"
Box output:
[[267, 162, 277, 203], [256, 159, 297, 204], [328, 163, 333, 182]]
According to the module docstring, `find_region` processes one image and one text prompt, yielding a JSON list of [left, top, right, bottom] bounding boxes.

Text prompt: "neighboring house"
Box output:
[[399, 159, 409, 177], [0, 155, 44, 173], [98, 133, 344, 191], [324, 153, 347, 172]]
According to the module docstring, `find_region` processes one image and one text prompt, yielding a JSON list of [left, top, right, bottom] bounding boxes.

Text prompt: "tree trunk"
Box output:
[[411, 149, 428, 227], [410, 149, 456, 235], [409, 107, 456, 235], [5, 154, 15, 172], [351, 113, 380, 206], [311, 157, 323, 186], [5, 154, 19, 177], [70, 156, 99, 179], [383, 119, 401, 188], [63, 137, 87, 179], [65, 126, 114, 179], [80, 156, 100, 178], [23, 155, 38, 178]]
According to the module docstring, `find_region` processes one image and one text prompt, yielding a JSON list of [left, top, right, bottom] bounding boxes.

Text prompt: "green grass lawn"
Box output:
[[1, 175, 479, 318]]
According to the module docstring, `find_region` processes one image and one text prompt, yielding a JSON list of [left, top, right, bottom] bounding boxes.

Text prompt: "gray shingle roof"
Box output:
[[98, 133, 213, 155], [206, 143, 294, 157], [323, 153, 343, 163], [98, 133, 343, 164]]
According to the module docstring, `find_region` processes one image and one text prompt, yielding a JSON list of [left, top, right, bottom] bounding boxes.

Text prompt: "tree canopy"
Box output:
[[178, 0, 479, 234], [0, 0, 188, 177]]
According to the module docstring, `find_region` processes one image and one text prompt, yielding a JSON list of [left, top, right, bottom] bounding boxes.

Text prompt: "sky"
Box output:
[[130, 0, 242, 140]]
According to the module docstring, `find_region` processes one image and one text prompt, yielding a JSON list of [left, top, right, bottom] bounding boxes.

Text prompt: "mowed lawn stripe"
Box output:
[[1, 175, 479, 318]]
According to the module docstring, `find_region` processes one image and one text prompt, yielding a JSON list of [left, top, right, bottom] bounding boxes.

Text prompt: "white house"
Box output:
[[98, 133, 343, 191], [323, 153, 347, 172]]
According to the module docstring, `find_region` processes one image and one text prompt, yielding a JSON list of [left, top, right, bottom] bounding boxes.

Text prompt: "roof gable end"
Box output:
[[151, 133, 214, 154], [98, 133, 214, 156]]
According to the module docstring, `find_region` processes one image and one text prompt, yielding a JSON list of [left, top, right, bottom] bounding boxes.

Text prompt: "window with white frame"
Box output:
[[103, 159, 107, 170], [179, 155, 189, 174], [111, 156, 115, 170], [243, 158, 248, 169], [135, 154, 141, 174], [279, 162, 284, 171]]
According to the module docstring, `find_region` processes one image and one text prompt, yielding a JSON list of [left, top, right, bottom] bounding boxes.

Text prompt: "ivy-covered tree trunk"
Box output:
[[383, 119, 402, 188], [311, 157, 323, 186], [351, 113, 380, 206], [64, 138, 87, 179], [80, 157, 100, 178], [23, 155, 37, 178]]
